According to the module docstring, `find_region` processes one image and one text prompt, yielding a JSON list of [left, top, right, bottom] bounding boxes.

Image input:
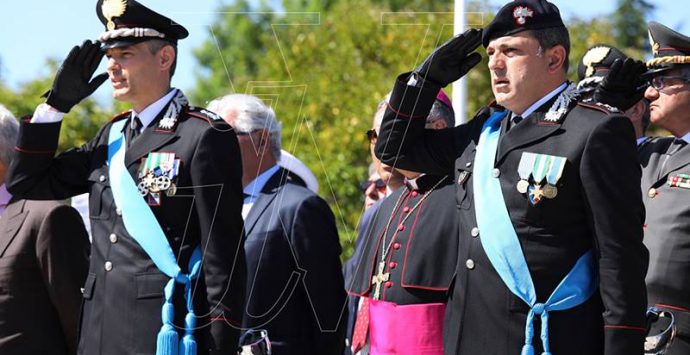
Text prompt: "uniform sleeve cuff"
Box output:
[[31, 103, 65, 123]]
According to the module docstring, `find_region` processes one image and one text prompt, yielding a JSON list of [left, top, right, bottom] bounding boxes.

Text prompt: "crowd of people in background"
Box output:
[[1, 0, 690, 355]]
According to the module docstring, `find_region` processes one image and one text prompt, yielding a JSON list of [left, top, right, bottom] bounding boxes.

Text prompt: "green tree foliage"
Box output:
[[0, 60, 112, 151], [192, 0, 498, 257], [612, 0, 655, 52]]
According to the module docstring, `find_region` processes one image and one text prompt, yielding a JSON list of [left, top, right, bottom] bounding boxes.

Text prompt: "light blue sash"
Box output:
[[107, 119, 202, 355], [472, 111, 597, 355]]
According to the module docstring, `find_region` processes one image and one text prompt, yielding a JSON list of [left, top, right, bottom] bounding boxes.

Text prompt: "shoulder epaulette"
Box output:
[[186, 106, 224, 123], [488, 100, 505, 109], [577, 100, 621, 114], [110, 111, 130, 122]]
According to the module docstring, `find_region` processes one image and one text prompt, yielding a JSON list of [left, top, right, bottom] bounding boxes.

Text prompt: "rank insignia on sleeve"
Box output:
[[517, 152, 567, 205], [137, 152, 181, 204]]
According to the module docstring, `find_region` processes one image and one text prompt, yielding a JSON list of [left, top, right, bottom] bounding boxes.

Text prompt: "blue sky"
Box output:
[[0, 0, 685, 102]]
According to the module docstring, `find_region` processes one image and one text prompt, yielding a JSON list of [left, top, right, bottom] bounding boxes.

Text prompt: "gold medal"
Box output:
[[517, 179, 529, 194], [542, 184, 558, 199]]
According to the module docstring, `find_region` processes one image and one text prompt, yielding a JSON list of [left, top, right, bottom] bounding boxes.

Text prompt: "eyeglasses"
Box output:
[[648, 76, 690, 91], [366, 129, 378, 142], [360, 178, 386, 193]]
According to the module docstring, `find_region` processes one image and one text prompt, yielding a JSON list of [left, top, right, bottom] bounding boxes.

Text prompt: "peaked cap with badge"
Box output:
[[482, 0, 565, 47], [638, 20, 690, 355], [577, 45, 630, 92], [646, 21, 690, 75], [7, 1, 247, 355], [374, 0, 649, 353], [97, 0, 188, 49]]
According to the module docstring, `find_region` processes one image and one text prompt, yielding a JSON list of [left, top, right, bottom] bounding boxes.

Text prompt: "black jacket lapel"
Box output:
[[660, 145, 690, 179], [496, 100, 564, 164], [0, 199, 28, 257]]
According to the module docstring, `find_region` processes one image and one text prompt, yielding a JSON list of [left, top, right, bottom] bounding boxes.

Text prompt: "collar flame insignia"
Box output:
[[102, 0, 127, 31], [513, 6, 534, 25], [582, 46, 611, 77], [649, 30, 660, 56]]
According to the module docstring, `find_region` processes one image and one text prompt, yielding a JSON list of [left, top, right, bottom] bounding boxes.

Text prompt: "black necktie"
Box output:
[[126, 115, 142, 146], [507, 115, 523, 132]]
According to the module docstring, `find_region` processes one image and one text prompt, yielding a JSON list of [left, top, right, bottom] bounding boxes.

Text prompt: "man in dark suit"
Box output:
[[210, 94, 346, 355], [0, 104, 90, 355], [375, 1, 648, 354], [348, 91, 458, 355], [636, 21, 690, 354], [7, 1, 246, 354]]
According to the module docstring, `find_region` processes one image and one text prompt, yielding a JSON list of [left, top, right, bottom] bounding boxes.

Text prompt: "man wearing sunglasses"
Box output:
[[637, 21, 690, 355]]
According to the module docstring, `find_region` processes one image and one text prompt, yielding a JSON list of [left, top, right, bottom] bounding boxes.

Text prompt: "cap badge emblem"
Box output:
[[513, 6, 534, 25], [582, 46, 611, 77], [649, 30, 660, 56], [102, 0, 127, 31]]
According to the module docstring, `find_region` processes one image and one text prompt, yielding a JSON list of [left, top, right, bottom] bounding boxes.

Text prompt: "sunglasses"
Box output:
[[648, 75, 690, 91], [360, 178, 386, 193]]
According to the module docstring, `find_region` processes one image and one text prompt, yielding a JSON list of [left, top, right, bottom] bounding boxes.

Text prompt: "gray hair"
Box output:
[[530, 27, 571, 72], [207, 94, 282, 160], [145, 39, 177, 78], [427, 100, 455, 127], [0, 104, 18, 167], [368, 161, 378, 176]]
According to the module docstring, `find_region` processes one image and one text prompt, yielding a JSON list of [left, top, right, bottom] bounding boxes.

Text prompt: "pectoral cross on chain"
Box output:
[[371, 261, 390, 300]]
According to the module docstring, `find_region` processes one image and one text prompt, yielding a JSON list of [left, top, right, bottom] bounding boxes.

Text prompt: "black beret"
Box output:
[[577, 45, 629, 92], [96, 0, 189, 50], [482, 0, 565, 47], [646, 21, 690, 75]]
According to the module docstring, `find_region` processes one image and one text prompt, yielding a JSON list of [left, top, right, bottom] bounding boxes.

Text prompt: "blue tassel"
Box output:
[[179, 334, 197, 355], [156, 324, 179, 355], [156, 302, 179, 355], [521, 344, 535, 355], [179, 313, 197, 355]]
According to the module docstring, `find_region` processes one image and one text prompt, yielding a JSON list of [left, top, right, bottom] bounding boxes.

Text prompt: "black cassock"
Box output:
[[349, 174, 458, 304]]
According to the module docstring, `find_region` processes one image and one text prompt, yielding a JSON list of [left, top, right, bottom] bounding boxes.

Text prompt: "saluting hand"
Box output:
[[593, 58, 648, 111], [413, 28, 483, 88], [45, 40, 108, 113]]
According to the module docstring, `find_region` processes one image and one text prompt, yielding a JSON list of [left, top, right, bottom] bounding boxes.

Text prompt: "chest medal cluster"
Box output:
[[667, 173, 690, 189], [516, 152, 567, 205], [137, 152, 180, 205]]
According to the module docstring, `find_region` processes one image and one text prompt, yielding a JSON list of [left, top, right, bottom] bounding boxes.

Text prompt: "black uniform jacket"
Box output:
[[349, 174, 459, 305], [7, 96, 246, 355], [639, 137, 690, 354], [375, 74, 649, 355], [0, 199, 89, 355], [243, 168, 346, 355]]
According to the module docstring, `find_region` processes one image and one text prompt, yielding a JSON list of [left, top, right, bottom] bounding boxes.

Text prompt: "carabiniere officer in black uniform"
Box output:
[[7, 1, 246, 354], [375, 0, 649, 354]]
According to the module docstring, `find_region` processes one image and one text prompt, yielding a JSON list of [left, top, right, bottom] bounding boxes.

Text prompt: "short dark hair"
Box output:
[[146, 39, 177, 79], [427, 100, 455, 127], [640, 98, 651, 134], [530, 27, 570, 72]]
